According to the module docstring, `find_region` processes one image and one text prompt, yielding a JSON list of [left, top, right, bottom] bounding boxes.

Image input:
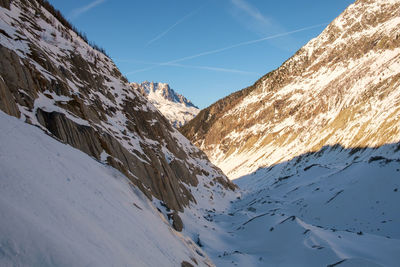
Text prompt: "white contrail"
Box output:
[[165, 63, 261, 75], [114, 59, 260, 75], [69, 0, 106, 20], [147, 8, 202, 46], [126, 22, 328, 75]]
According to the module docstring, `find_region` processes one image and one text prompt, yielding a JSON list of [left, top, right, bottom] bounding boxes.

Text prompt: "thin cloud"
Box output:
[[231, 0, 270, 27], [147, 7, 202, 46], [126, 23, 328, 75], [69, 0, 106, 20]]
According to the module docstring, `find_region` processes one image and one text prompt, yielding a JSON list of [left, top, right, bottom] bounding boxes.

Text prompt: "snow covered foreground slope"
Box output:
[[0, 111, 212, 267], [131, 81, 200, 128]]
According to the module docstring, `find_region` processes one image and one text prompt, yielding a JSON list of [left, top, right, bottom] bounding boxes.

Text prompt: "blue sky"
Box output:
[[48, 0, 354, 108]]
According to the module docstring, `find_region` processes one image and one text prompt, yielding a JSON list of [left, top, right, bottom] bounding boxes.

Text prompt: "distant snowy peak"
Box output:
[[134, 81, 198, 108], [131, 82, 200, 128]]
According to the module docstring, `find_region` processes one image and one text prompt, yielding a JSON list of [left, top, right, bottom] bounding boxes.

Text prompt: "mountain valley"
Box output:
[[1, 0, 400, 266]]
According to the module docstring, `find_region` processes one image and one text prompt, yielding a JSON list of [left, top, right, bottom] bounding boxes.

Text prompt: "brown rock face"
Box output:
[[0, 0, 235, 212], [171, 211, 184, 232], [0, 0, 10, 9], [0, 74, 20, 117], [181, 261, 194, 267], [181, 0, 400, 179]]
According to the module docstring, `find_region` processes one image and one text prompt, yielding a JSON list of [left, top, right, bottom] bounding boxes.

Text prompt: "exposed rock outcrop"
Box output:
[[0, 0, 10, 9]]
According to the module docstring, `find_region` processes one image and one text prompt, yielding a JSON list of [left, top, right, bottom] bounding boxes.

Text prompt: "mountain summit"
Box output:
[[136, 81, 198, 108], [131, 81, 199, 128]]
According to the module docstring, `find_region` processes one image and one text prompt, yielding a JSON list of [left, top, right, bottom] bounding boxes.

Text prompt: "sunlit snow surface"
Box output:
[[0, 111, 211, 267]]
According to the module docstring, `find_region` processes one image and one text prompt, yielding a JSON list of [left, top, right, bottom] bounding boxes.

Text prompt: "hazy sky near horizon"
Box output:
[[48, 0, 354, 108]]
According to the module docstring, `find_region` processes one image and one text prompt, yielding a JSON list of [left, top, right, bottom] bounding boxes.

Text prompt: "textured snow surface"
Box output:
[[184, 144, 400, 266], [0, 111, 211, 267]]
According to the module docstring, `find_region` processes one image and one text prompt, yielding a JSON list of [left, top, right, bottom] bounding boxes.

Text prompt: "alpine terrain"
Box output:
[[179, 0, 400, 265], [131, 81, 200, 128], [1, 0, 400, 266], [182, 0, 400, 179], [0, 0, 236, 266]]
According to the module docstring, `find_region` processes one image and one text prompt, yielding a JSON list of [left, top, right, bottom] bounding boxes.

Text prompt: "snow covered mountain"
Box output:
[[2, 0, 400, 266], [131, 81, 200, 128], [181, 0, 400, 179], [0, 0, 235, 210], [177, 0, 400, 265], [0, 1, 236, 265]]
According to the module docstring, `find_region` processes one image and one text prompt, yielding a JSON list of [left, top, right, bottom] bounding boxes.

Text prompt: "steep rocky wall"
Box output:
[[0, 0, 235, 213]]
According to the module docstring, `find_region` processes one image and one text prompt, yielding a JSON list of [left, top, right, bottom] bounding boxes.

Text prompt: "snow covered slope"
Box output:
[[131, 81, 200, 128], [0, 1, 240, 265], [0, 111, 212, 267], [180, 143, 400, 266], [2, 0, 399, 266], [181, 0, 400, 179], [0, 0, 234, 216]]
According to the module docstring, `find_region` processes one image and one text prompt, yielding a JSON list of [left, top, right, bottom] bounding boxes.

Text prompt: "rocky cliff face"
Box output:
[[0, 0, 235, 214], [131, 81, 200, 128], [181, 0, 400, 179]]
